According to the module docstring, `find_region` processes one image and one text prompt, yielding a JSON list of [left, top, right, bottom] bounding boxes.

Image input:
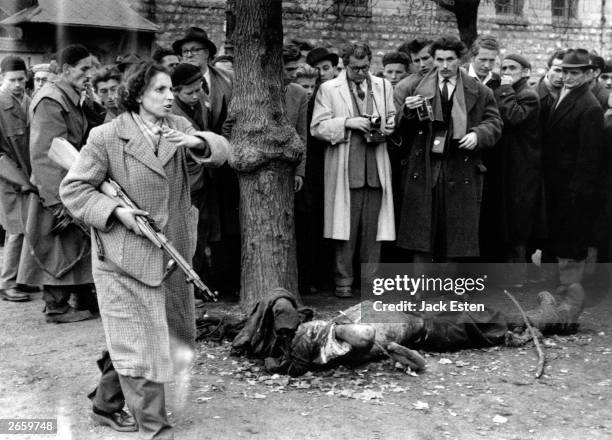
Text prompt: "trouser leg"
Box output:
[[557, 257, 585, 286], [359, 187, 382, 286], [72, 283, 98, 313], [43, 285, 71, 314], [334, 188, 364, 287], [88, 350, 124, 413], [118, 375, 173, 440], [0, 233, 23, 289]]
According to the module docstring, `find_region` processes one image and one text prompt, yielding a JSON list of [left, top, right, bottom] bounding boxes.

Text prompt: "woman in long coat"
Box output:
[[60, 62, 228, 439]]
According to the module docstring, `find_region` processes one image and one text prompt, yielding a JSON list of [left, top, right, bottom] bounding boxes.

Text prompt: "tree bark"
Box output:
[[432, 0, 480, 48], [230, 0, 303, 311]]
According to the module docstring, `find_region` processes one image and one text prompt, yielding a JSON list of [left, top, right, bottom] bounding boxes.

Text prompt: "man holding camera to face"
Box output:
[[394, 36, 502, 263], [311, 42, 396, 298]]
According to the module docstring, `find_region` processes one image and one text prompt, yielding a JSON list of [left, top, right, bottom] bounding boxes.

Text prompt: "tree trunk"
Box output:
[[230, 0, 303, 311], [432, 0, 480, 48]]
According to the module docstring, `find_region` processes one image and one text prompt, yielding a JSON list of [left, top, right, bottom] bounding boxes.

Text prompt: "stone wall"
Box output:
[[129, 0, 612, 71]]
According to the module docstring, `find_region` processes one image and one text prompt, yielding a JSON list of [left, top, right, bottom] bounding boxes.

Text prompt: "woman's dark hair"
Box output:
[[120, 61, 169, 113], [57, 44, 90, 68], [429, 36, 467, 59]]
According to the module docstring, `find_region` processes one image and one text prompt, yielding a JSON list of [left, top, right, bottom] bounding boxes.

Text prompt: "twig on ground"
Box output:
[[504, 289, 545, 378]]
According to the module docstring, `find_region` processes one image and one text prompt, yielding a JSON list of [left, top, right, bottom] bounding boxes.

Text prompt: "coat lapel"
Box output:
[[117, 114, 167, 179], [548, 85, 585, 128], [460, 71, 479, 113], [335, 72, 354, 117], [156, 135, 178, 169]]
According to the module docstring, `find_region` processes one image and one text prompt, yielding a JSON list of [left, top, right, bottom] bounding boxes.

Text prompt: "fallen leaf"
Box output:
[[412, 401, 429, 410], [492, 415, 508, 424]]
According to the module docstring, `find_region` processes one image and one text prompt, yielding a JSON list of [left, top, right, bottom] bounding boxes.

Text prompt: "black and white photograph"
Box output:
[[0, 0, 611, 438]]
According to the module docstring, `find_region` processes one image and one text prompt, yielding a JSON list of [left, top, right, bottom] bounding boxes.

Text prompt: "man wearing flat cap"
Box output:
[[31, 63, 57, 96], [542, 48, 605, 294], [306, 47, 339, 83], [491, 54, 541, 284], [0, 55, 32, 302]]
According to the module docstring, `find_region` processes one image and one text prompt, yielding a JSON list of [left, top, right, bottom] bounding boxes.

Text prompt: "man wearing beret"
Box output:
[[0, 56, 32, 302], [170, 63, 220, 285], [493, 54, 541, 284], [542, 48, 605, 294]]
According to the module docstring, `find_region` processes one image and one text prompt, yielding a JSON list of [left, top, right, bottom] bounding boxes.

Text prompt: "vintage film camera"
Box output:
[[415, 95, 434, 122], [363, 115, 387, 144]]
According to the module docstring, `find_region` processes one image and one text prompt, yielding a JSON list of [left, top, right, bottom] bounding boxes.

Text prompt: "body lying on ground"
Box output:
[[197, 284, 585, 376]]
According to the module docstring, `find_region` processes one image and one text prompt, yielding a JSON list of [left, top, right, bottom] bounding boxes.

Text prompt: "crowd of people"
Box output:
[[0, 25, 610, 439]]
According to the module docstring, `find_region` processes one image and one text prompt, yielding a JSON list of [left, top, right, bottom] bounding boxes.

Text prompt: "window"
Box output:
[[552, 0, 578, 20], [495, 0, 524, 15], [334, 0, 372, 18]]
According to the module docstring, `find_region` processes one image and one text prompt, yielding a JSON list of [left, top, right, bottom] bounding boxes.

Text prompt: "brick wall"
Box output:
[[129, 0, 612, 72]]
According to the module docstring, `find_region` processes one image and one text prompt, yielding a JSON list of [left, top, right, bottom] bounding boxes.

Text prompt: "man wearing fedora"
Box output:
[[542, 48, 605, 293], [172, 27, 238, 298], [172, 27, 232, 135], [306, 47, 339, 83]]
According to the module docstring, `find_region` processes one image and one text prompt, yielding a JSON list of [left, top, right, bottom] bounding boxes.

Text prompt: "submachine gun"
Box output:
[[49, 137, 218, 302]]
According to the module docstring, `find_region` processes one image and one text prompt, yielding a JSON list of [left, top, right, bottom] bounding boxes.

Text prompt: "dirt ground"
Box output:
[[1, 262, 612, 440]]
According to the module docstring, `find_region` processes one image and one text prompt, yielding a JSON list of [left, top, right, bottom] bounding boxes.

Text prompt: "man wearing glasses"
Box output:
[[311, 43, 396, 298], [172, 28, 238, 299]]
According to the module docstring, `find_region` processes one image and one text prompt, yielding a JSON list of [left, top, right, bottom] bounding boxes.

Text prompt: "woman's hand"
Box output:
[[162, 128, 204, 149], [113, 207, 149, 236]]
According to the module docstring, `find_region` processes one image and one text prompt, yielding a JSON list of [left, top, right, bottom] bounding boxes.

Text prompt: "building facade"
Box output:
[[127, 0, 612, 71]]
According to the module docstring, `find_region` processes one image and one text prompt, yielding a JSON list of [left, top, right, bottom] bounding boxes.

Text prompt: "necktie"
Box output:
[[202, 76, 210, 95], [355, 82, 365, 101], [442, 78, 449, 102]]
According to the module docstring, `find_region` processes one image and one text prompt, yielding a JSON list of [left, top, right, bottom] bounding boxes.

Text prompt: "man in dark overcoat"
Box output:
[[542, 49, 605, 288], [394, 36, 502, 261], [494, 54, 541, 281], [21, 45, 96, 323], [172, 27, 239, 297], [0, 56, 31, 301]]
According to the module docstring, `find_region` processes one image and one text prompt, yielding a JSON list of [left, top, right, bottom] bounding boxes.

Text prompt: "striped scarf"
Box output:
[[131, 112, 169, 155]]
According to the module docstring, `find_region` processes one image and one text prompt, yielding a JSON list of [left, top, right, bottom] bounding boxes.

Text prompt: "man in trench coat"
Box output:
[[0, 56, 31, 301], [394, 36, 502, 261], [311, 42, 396, 297], [21, 45, 96, 323], [542, 49, 605, 288]]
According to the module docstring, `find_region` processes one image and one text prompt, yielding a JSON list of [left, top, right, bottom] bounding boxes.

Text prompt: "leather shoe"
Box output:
[[334, 286, 352, 298], [91, 408, 137, 432], [46, 307, 95, 323], [1, 288, 31, 302]]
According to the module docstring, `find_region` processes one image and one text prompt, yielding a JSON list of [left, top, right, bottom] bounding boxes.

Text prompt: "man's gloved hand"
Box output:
[[49, 204, 74, 235]]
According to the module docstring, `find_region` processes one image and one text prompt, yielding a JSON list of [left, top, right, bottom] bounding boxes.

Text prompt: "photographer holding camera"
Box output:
[[393, 36, 502, 263], [311, 42, 396, 298]]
